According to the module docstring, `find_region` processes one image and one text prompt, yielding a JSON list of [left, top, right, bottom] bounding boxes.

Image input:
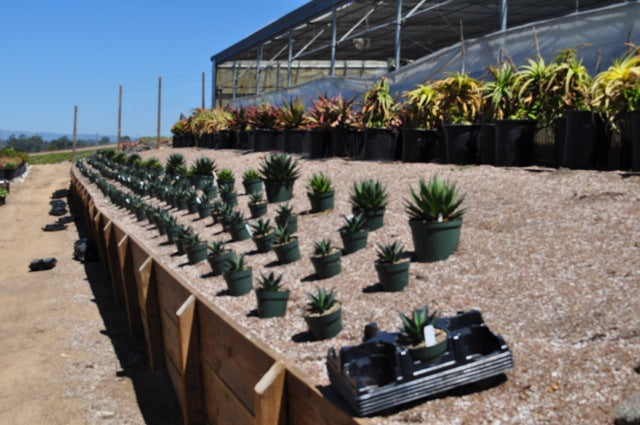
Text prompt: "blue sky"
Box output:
[[0, 0, 307, 139]]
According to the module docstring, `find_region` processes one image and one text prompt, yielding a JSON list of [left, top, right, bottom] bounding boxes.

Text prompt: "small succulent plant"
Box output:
[[208, 240, 228, 256], [376, 241, 405, 264], [191, 157, 217, 176], [251, 218, 274, 237], [242, 168, 261, 181], [276, 203, 294, 218], [313, 239, 334, 256], [249, 191, 265, 205], [398, 305, 438, 346], [256, 271, 285, 291], [307, 173, 334, 194], [165, 153, 186, 176], [258, 153, 301, 181], [340, 213, 367, 233], [304, 287, 337, 314], [405, 176, 465, 222], [274, 226, 293, 244], [350, 180, 389, 211], [226, 254, 247, 272], [228, 210, 246, 225], [217, 168, 235, 181]]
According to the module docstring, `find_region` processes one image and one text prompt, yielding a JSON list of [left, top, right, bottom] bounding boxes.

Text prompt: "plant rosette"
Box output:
[[303, 302, 342, 340], [275, 214, 298, 234], [273, 237, 301, 264], [310, 249, 342, 279]]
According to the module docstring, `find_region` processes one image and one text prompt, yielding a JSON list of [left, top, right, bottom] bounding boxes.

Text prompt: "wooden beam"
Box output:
[[254, 361, 286, 425], [117, 235, 143, 337], [104, 221, 125, 304], [177, 295, 204, 425], [135, 256, 165, 372]]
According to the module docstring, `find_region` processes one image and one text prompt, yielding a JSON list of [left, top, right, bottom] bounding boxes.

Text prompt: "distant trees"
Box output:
[[0, 134, 113, 153]]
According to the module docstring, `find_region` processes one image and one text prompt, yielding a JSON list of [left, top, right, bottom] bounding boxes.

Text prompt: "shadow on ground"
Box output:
[[69, 192, 182, 425]]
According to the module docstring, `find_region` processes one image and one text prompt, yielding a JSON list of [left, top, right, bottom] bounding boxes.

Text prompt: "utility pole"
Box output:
[[117, 85, 122, 151], [157, 76, 162, 149], [201, 72, 205, 108], [72, 105, 78, 162]]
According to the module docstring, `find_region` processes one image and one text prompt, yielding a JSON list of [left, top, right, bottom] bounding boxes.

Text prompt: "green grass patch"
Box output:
[[28, 150, 96, 165]]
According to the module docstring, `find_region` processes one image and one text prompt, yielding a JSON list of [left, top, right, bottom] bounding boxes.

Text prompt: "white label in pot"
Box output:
[[424, 325, 437, 347]]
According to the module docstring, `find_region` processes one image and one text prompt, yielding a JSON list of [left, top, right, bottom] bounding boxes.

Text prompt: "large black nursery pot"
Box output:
[[363, 128, 397, 161], [494, 119, 535, 167], [253, 232, 276, 253], [308, 191, 334, 213], [256, 289, 290, 318], [401, 128, 437, 163], [229, 222, 251, 242], [478, 124, 496, 165], [410, 219, 462, 262], [273, 237, 301, 264], [186, 243, 208, 265], [375, 259, 410, 292], [221, 192, 238, 207], [443, 124, 480, 165], [187, 199, 199, 214], [302, 129, 327, 159], [353, 208, 385, 231], [553, 117, 567, 168], [561, 110, 609, 170], [340, 229, 368, 255], [304, 304, 342, 340], [330, 128, 358, 157], [217, 130, 235, 149], [236, 130, 249, 150], [284, 129, 305, 154], [311, 250, 342, 280], [264, 179, 294, 203], [207, 251, 237, 276], [224, 268, 253, 296], [253, 130, 276, 152], [625, 110, 640, 171], [242, 179, 262, 195]]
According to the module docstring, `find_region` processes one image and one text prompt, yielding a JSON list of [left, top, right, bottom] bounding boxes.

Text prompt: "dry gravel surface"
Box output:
[[79, 148, 640, 424]]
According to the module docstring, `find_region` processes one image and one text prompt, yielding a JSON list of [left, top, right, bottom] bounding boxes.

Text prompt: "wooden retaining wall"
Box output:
[[70, 171, 366, 425]]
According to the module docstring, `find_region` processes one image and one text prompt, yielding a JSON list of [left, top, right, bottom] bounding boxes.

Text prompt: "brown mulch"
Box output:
[[78, 148, 640, 424]]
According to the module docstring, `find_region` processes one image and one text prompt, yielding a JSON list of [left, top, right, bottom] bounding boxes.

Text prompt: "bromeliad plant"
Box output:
[[401, 82, 441, 129]]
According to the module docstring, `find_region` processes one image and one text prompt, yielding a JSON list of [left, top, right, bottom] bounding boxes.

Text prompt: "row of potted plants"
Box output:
[[172, 46, 640, 171]]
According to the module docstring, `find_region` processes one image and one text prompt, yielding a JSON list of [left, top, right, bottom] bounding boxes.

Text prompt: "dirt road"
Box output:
[[0, 163, 180, 424]]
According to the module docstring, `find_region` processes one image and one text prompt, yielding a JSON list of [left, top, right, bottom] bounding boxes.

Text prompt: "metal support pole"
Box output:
[[330, 7, 337, 77], [256, 44, 262, 95], [211, 60, 217, 108], [117, 85, 122, 151], [395, 0, 403, 71], [72, 105, 77, 162], [500, 0, 507, 31], [276, 61, 281, 90], [201, 71, 205, 108], [287, 30, 293, 87], [232, 61, 237, 100], [157, 76, 162, 149]]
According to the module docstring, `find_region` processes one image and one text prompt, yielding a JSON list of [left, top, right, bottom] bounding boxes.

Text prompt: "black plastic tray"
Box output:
[[326, 310, 513, 416]]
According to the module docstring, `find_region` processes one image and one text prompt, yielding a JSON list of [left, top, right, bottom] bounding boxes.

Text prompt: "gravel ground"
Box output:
[[77, 147, 640, 424]]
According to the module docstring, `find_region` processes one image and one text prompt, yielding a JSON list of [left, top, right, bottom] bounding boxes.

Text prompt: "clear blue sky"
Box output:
[[0, 0, 307, 139]]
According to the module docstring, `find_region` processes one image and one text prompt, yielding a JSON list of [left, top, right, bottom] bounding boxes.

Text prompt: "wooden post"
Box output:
[[254, 361, 286, 425], [117, 235, 143, 337], [157, 76, 162, 149], [135, 257, 165, 372], [104, 221, 125, 304], [72, 105, 78, 162], [117, 85, 122, 151], [201, 72, 205, 109], [177, 295, 204, 425]]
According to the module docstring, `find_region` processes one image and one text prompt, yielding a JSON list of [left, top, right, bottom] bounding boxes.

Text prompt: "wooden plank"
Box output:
[[166, 352, 184, 413], [177, 295, 204, 425], [285, 368, 366, 425], [201, 361, 253, 425], [154, 265, 191, 322], [160, 308, 181, 375], [94, 214, 111, 285], [117, 235, 143, 337], [198, 306, 276, 415], [113, 222, 127, 246], [134, 256, 165, 372], [104, 221, 125, 304], [254, 361, 286, 425]]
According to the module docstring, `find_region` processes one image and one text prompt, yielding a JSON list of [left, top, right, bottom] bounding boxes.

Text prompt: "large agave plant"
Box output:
[[258, 153, 301, 182], [405, 177, 465, 222], [191, 157, 217, 176], [349, 180, 389, 211]]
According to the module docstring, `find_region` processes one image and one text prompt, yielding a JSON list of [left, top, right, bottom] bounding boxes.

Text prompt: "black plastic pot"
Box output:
[[284, 129, 305, 154], [256, 289, 290, 318], [329, 128, 357, 157], [478, 124, 496, 165], [410, 219, 462, 262], [273, 131, 285, 151], [217, 130, 234, 149], [375, 259, 410, 292], [264, 179, 294, 203], [221, 192, 237, 207], [242, 179, 262, 195], [494, 119, 535, 167], [275, 214, 297, 234], [561, 110, 609, 170], [626, 110, 640, 171], [310, 250, 342, 279], [253, 130, 276, 152], [553, 117, 566, 168], [401, 128, 437, 163], [408, 329, 449, 364], [304, 304, 342, 340], [187, 199, 199, 214], [307, 191, 334, 213], [223, 268, 253, 296], [249, 202, 267, 218], [442, 124, 480, 165], [186, 243, 208, 265], [237, 130, 249, 150], [229, 222, 251, 241], [302, 129, 327, 159], [353, 208, 385, 231], [340, 229, 368, 255], [363, 128, 397, 161], [217, 178, 235, 191], [273, 237, 300, 264], [197, 203, 212, 219], [253, 232, 275, 253], [207, 251, 237, 276]]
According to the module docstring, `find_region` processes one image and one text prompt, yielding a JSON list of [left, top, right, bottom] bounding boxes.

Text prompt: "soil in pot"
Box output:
[[303, 303, 342, 340], [310, 250, 341, 280], [256, 289, 290, 318], [375, 259, 410, 292], [409, 219, 462, 262]]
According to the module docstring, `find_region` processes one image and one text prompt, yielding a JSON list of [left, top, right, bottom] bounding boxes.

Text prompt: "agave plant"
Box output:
[[307, 173, 333, 194], [256, 271, 284, 291], [274, 226, 292, 244], [258, 153, 301, 182], [304, 287, 337, 314], [313, 239, 334, 256], [217, 168, 235, 181], [405, 177, 465, 222], [142, 157, 164, 173], [208, 240, 228, 256], [227, 210, 246, 225], [376, 241, 405, 264], [248, 191, 265, 205], [397, 305, 438, 346], [340, 213, 367, 233], [361, 77, 400, 128], [275, 203, 294, 218], [191, 157, 217, 176], [226, 254, 247, 272], [242, 168, 261, 182], [349, 180, 389, 211], [250, 218, 274, 237]]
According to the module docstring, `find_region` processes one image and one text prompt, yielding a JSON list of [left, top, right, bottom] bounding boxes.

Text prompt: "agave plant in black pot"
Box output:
[[217, 168, 235, 191], [207, 241, 237, 276], [405, 176, 465, 262], [307, 172, 334, 213], [272, 226, 300, 264], [184, 232, 208, 265], [223, 255, 252, 296], [255, 272, 290, 318], [242, 168, 262, 195], [302, 287, 342, 340], [227, 210, 251, 242], [375, 241, 410, 292], [275, 203, 297, 234], [251, 218, 276, 253], [186, 190, 199, 214], [190, 157, 217, 189], [201, 180, 218, 199], [310, 239, 341, 280], [397, 305, 448, 364], [339, 213, 369, 255], [165, 153, 186, 178], [248, 191, 267, 218], [258, 153, 301, 203], [349, 180, 389, 231], [219, 184, 238, 207], [197, 194, 213, 219]]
